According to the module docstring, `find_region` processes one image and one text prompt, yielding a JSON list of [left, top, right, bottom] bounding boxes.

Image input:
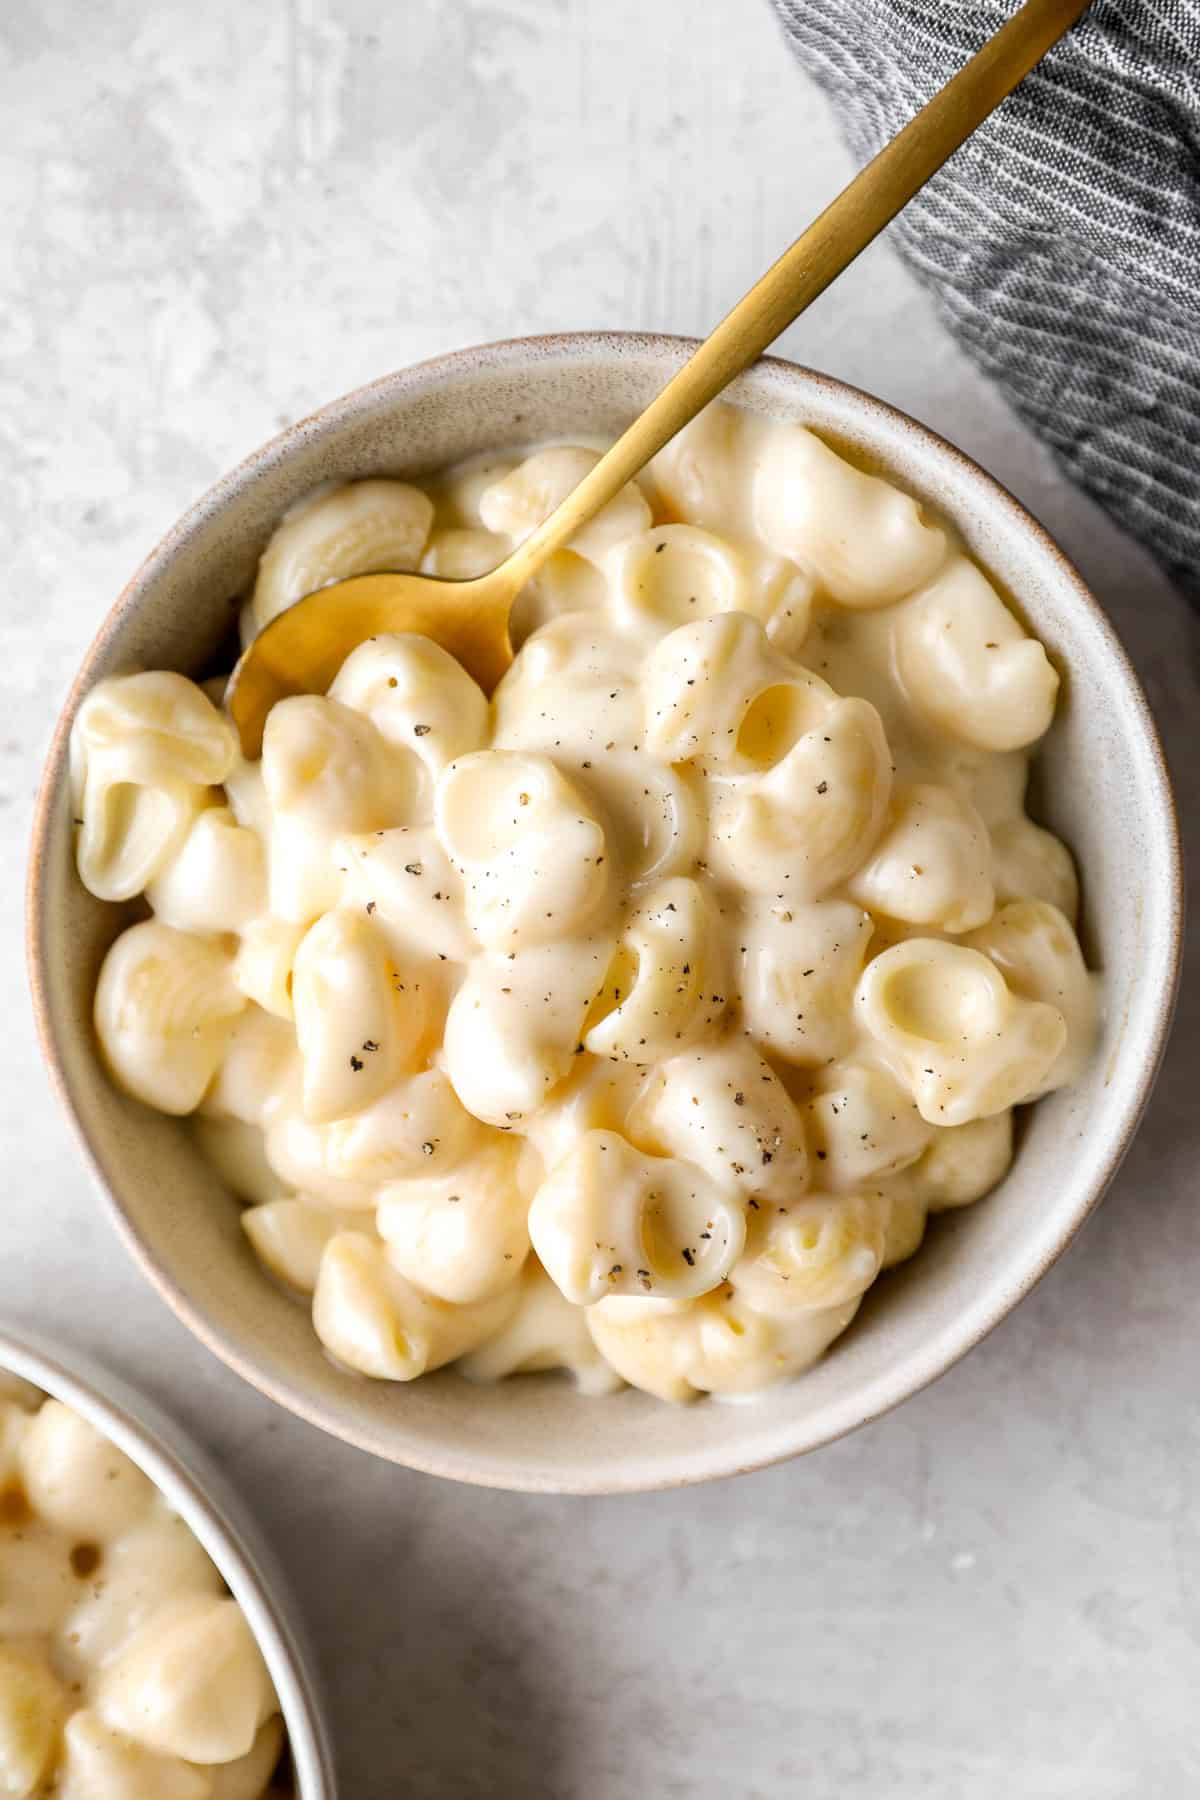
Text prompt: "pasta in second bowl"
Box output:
[[0, 1328, 333, 1796], [28, 336, 1181, 1491]]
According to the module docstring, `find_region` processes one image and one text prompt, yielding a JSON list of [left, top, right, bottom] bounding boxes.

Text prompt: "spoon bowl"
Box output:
[[228, 569, 513, 757]]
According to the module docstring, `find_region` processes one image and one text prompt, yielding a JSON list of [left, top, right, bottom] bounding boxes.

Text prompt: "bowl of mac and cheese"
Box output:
[[28, 335, 1181, 1492], [0, 1326, 333, 1795]]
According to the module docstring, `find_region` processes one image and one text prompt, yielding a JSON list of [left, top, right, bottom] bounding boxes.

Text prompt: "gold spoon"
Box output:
[[229, 0, 1090, 757]]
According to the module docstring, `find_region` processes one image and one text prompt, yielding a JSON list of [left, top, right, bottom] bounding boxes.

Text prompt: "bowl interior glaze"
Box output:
[[27, 335, 1182, 1494]]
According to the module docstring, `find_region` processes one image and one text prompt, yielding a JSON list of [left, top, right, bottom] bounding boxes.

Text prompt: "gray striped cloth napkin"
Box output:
[[769, 0, 1200, 599]]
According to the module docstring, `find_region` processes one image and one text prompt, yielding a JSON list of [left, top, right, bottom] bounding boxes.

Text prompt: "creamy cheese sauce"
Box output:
[[72, 405, 1097, 1404]]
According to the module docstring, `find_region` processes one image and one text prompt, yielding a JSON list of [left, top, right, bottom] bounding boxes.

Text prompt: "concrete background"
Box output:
[[3, 1, 1198, 1793]]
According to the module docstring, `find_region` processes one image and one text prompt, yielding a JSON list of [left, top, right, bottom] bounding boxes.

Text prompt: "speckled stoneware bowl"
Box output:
[[28, 334, 1182, 1494], [0, 1325, 335, 1792]]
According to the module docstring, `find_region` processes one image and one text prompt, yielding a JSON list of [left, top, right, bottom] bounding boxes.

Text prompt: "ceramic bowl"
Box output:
[[27, 333, 1182, 1494], [0, 1324, 335, 1792]]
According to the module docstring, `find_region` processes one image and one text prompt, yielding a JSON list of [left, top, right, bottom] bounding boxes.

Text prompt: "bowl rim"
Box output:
[[26, 330, 1185, 1493], [0, 1323, 336, 1792]]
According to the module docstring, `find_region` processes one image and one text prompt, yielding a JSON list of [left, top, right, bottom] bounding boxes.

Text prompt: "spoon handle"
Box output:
[[501, 0, 1090, 589]]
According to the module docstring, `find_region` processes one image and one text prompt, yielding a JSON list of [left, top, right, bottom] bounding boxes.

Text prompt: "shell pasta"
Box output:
[[73, 406, 1097, 1404]]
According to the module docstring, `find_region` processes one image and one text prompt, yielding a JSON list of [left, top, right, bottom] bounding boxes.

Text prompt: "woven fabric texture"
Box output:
[[769, 0, 1200, 596]]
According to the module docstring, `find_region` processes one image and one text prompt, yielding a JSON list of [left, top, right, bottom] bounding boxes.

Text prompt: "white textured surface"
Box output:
[[3, 2, 1199, 1794]]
